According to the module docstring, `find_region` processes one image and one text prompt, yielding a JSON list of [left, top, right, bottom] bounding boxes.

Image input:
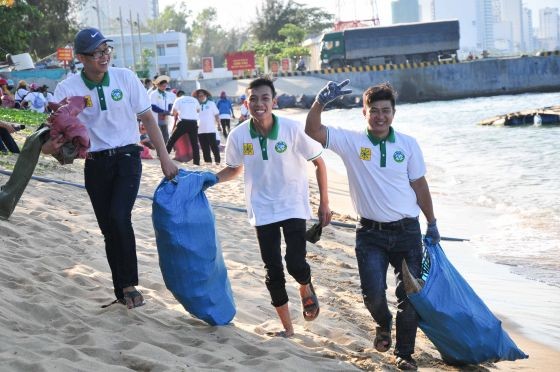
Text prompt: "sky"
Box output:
[[159, 0, 560, 30]]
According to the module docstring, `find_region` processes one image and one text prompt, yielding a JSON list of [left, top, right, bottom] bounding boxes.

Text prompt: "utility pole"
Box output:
[[118, 7, 126, 68], [129, 9, 137, 72], [95, 0, 101, 29], [137, 12, 144, 71]]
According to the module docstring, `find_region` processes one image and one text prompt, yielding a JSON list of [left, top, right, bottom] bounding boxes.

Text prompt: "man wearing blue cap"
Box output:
[[42, 27, 178, 309]]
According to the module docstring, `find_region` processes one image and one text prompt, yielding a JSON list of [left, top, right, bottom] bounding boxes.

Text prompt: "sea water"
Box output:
[[289, 91, 560, 349]]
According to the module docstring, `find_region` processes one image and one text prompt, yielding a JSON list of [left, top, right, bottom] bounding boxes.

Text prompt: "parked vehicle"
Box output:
[[320, 20, 460, 68]]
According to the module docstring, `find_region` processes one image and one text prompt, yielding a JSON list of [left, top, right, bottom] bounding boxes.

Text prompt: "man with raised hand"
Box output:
[[305, 79, 439, 370]]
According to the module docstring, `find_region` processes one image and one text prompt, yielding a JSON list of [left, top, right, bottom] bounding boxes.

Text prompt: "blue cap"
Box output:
[[240, 94, 246, 100], [74, 28, 113, 54]]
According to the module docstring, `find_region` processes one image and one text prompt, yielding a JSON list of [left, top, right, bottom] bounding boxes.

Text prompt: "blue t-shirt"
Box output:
[[216, 98, 233, 116]]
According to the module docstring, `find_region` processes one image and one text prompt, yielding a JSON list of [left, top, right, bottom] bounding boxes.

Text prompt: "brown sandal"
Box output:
[[373, 326, 392, 352]]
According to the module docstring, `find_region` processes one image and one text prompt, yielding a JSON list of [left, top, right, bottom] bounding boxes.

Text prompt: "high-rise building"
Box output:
[[431, 0, 479, 56], [522, 7, 536, 52], [476, 0, 495, 52], [392, 0, 420, 24], [497, 0, 524, 52], [537, 7, 560, 50]]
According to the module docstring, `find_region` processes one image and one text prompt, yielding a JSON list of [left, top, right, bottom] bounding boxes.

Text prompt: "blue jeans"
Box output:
[[84, 151, 142, 300], [255, 218, 310, 307], [355, 217, 422, 357]]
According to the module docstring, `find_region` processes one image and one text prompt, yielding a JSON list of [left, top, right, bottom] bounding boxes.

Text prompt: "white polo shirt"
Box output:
[[226, 115, 323, 226], [327, 126, 426, 222], [198, 100, 219, 134], [171, 96, 200, 121], [149, 89, 172, 124], [54, 67, 151, 152]]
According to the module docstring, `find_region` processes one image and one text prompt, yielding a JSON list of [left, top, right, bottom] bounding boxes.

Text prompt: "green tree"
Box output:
[[0, 1, 42, 55], [252, 0, 333, 42], [189, 7, 248, 69], [26, 0, 81, 58]]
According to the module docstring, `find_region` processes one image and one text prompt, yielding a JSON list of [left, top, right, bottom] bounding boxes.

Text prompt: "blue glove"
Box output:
[[315, 79, 353, 106], [201, 171, 219, 191], [425, 220, 440, 245]]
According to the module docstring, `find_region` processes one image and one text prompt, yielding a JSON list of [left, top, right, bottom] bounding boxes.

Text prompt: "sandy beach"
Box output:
[[1, 120, 559, 371]]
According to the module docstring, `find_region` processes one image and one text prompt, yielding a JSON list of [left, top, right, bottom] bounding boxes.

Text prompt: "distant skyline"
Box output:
[[159, 0, 560, 30]]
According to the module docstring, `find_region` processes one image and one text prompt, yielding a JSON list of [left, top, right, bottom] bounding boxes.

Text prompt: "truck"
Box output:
[[320, 20, 460, 69]]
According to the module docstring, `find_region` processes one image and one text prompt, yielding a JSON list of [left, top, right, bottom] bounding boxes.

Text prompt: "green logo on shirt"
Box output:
[[111, 89, 123, 101], [393, 150, 405, 163], [275, 141, 287, 153]]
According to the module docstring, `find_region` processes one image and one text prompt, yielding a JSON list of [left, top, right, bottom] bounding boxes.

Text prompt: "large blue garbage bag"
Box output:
[[408, 241, 528, 365], [152, 169, 236, 326]]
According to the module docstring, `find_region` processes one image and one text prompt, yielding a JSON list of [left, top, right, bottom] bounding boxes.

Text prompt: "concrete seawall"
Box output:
[[273, 54, 560, 103]]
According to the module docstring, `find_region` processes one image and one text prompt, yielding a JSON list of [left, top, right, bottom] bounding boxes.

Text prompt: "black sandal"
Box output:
[[123, 289, 146, 309], [396, 356, 417, 370]]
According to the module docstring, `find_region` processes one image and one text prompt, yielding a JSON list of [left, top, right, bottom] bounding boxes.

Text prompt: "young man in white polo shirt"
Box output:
[[213, 77, 332, 338], [305, 80, 440, 371], [42, 27, 178, 310]]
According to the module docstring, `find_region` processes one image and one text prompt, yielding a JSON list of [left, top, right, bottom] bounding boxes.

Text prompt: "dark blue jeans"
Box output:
[[355, 217, 422, 357], [84, 151, 142, 300], [255, 218, 310, 307]]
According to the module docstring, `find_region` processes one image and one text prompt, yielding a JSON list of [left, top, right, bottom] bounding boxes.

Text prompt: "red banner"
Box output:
[[57, 48, 74, 62], [226, 51, 255, 71]]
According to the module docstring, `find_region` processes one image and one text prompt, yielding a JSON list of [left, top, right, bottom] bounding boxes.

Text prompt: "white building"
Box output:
[[522, 7, 536, 52], [430, 0, 479, 56], [107, 31, 188, 80], [537, 7, 560, 50]]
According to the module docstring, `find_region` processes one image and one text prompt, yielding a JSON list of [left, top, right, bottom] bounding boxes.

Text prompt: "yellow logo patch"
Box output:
[[243, 143, 254, 155], [360, 147, 371, 161], [84, 95, 93, 107]]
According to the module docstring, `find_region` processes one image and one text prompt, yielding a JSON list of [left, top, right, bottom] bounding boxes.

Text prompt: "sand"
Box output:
[[1, 122, 559, 371]]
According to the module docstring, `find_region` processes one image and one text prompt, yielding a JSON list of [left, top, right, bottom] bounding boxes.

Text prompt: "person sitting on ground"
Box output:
[[14, 80, 28, 109], [23, 83, 48, 113], [210, 77, 332, 338], [0, 79, 15, 108], [216, 91, 235, 138], [305, 80, 439, 371]]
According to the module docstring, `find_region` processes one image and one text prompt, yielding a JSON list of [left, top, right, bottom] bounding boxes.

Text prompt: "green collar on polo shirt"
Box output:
[[366, 126, 395, 145], [365, 127, 395, 168], [249, 114, 279, 139], [81, 71, 110, 111], [249, 115, 279, 160]]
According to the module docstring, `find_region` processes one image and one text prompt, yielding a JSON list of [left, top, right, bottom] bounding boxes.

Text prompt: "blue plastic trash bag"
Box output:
[[152, 169, 236, 326], [406, 240, 528, 365]]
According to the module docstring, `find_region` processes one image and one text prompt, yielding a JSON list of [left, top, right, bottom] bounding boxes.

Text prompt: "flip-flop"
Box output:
[[123, 289, 146, 309], [396, 356, 417, 370], [301, 282, 320, 321]]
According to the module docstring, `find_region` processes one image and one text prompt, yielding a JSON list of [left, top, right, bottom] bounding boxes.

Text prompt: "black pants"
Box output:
[[255, 218, 310, 307], [0, 128, 20, 153], [166, 119, 200, 165], [84, 150, 142, 300], [198, 132, 220, 164], [220, 118, 231, 138]]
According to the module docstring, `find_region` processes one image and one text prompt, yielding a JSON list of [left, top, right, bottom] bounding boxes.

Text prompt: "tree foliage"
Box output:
[[252, 0, 333, 42], [0, 1, 42, 55], [189, 7, 248, 69], [26, 0, 80, 58]]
